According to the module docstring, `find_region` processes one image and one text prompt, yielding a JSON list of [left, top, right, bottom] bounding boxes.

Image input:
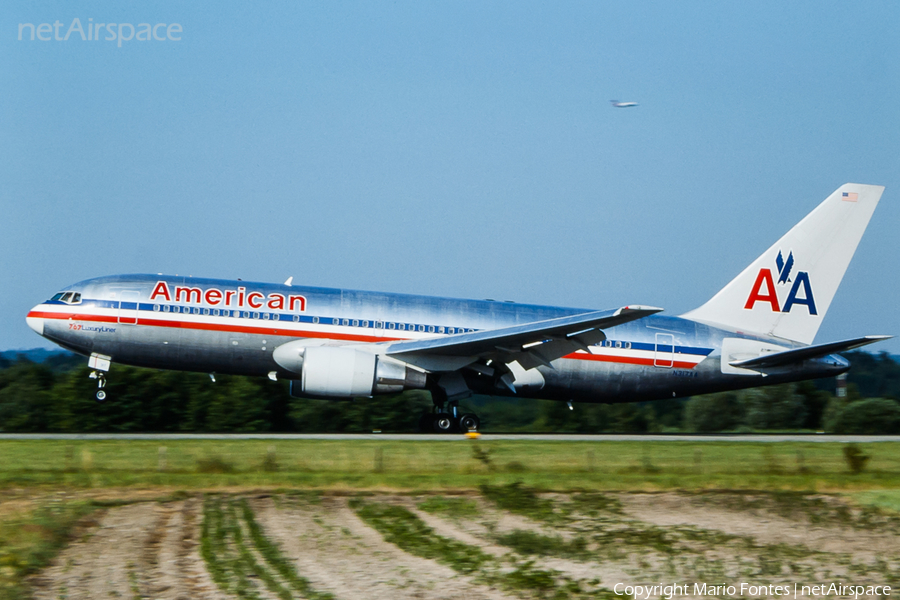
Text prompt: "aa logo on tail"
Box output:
[[744, 250, 818, 315]]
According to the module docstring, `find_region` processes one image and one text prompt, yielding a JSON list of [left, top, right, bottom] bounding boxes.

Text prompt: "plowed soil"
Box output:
[[30, 491, 900, 599]]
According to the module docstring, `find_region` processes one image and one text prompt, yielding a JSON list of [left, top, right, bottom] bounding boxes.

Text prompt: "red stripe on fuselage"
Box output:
[[29, 309, 702, 369], [564, 350, 699, 369], [27, 309, 392, 344]]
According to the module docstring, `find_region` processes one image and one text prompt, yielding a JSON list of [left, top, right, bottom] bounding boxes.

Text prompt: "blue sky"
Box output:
[[2, 1, 898, 354]]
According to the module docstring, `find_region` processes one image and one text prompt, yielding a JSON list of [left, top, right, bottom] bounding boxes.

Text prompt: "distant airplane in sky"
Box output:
[[25, 184, 889, 432], [610, 100, 638, 108]]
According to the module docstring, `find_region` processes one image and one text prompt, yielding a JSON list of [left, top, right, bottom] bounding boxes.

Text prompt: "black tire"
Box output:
[[432, 413, 455, 433], [458, 413, 480, 432], [96, 390, 107, 402], [418, 413, 435, 433]]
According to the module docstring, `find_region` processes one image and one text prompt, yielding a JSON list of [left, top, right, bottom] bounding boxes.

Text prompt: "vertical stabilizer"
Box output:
[[682, 183, 883, 345]]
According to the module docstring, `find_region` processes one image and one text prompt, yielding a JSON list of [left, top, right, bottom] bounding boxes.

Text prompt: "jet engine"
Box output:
[[273, 343, 427, 398]]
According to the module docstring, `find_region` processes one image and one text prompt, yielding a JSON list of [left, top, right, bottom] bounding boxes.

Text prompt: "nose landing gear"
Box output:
[[89, 371, 108, 402], [87, 353, 112, 402]]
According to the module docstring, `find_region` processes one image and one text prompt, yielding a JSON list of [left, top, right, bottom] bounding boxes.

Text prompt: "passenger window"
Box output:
[[153, 304, 160, 312], [361, 320, 368, 328], [312, 316, 319, 324], [213, 309, 219, 316], [194, 307, 201, 315], [397, 323, 405, 330], [352, 319, 359, 327], [615, 341, 622, 349], [163, 305, 170, 312], [342, 319, 349, 326], [418, 325, 425, 332], [204, 308, 210, 316], [428, 325, 435, 333], [375, 321, 383, 329], [625, 342, 632, 349], [263, 313, 270, 320], [388, 323, 395, 330]]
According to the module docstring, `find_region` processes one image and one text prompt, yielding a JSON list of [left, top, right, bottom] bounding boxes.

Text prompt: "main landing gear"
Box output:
[[419, 407, 480, 433], [419, 388, 480, 433]]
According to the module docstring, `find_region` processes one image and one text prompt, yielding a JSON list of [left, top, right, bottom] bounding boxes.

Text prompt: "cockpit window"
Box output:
[[52, 292, 83, 305]]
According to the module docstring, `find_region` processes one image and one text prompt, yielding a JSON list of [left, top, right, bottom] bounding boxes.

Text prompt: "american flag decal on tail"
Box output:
[[842, 192, 858, 202]]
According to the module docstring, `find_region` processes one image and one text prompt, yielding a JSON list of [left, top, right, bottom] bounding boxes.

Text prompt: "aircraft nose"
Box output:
[[26, 308, 44, 336]]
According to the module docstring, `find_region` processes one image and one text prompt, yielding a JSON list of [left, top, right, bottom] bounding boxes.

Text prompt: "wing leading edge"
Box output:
[[386, 305, 663, 372]]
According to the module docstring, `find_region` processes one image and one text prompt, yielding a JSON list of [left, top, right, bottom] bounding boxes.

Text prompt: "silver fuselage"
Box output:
[[27, 274, 847, 402]]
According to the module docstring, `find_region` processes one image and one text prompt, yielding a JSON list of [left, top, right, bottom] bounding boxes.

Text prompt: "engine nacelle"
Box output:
[[274, 343, 426, 398]]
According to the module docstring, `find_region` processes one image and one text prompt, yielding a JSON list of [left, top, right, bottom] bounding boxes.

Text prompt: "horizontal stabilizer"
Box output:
[[729, 335, 892, 370]]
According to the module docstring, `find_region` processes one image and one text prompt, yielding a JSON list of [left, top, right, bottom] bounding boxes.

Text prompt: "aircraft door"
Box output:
[[118, 291, 140, 325], [654, 333, 675, 368]]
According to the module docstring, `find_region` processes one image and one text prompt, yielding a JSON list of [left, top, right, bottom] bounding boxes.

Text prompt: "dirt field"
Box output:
[[25, 488, 899, 600]]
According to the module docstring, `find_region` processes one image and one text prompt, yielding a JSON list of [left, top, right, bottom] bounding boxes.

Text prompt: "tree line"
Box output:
[[0, 351, 898, 433]]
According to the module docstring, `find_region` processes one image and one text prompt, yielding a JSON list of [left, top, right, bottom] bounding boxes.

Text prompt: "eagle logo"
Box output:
[[775, 250, 793, 285]]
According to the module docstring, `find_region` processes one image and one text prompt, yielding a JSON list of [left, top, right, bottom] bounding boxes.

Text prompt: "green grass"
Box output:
[[352, 501, 492, 574], [201, 496, 333, 600], [0, 500, 101, 600], [239, 499, 333, 600], [566, 491, 624, 516], [852, 489, 900, 513], [495, 530, 590, 560], [480, 482, 559, 522], [0, 439, 899, 492], [352, 499, 604, 599], [416, 495, 480, 518]]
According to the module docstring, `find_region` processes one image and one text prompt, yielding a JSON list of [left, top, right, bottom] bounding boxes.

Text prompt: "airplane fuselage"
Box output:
[[26, 274, 847, 403]]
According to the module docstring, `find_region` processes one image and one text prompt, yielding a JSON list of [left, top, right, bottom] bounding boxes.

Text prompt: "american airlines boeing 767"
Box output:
[[26, 184, 890, 432]]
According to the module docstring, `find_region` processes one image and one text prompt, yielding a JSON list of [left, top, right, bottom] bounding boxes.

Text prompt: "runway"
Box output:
[[0, 433, 898, 442]]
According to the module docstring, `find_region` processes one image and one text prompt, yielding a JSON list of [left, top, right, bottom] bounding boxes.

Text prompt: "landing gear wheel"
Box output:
[[432, 413, 455, 433], [458, 413, 480, 432], [95, 390, 107, 402]]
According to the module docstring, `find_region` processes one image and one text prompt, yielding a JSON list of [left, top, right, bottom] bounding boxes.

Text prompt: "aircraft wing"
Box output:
[[386, 305, 662, 372], [729, 335, 892, 370]]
